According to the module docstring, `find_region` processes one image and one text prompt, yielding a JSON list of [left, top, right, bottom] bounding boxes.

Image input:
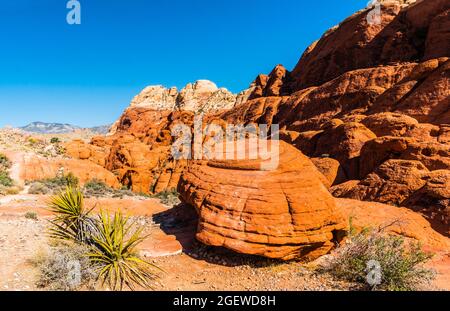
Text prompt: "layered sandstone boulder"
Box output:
[[178, 141, 346, 260]]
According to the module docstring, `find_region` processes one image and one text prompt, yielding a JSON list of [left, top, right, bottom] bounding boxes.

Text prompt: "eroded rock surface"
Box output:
[[178, 141, 346, 260]]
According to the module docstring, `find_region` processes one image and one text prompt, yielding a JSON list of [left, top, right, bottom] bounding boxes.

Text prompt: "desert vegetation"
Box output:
[[34, 187, 160, 290], [0, 128, 66, 157], [83, 179, 137, 198], [0, 153, 22, 195], [151, 188, 180, 206], [320, 221, 435, 291], [24, 211, 38, 220], [50, 137, 61, 144], [28, 172, 80, 195], [32, 243, 97, 290], [28, 175, 149, 199]]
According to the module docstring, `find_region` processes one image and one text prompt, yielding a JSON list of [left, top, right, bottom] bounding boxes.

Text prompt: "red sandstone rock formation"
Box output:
[[178, 141, 346, 260], [64, 0, 449, 258], [66, 81, 248, 194], [66, 110, 188, 194], [217, 0, 449, 234], [335, 198, 450, 250], [14, 152, 119, 188]]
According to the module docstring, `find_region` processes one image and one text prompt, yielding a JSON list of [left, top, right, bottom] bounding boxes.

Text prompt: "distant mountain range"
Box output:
[[20, 122, 110, 135]]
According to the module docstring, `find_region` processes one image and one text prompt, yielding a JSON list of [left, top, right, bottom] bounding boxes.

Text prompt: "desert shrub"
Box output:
[[83, 179, 142, 199], [0, 185, 11, 195], [28, 182, 51, 195], [50, 137, 61, 144], [0, 154, 14, 190], [320, 227, 435, 291], [28, 137, 38, 145], [24, 211, 38, 220], [111, 189, 136, 198], [89, 210, 160, 290], [64, 172, 79, 188], [29, 173, 80, 194], [0, 184, 22, 195], [0, 153, 11, 169], [0, 170, 13, 187], [152, 189, 180, 206], [33, 243, 97, 291], [46, 188, 160, 290], [83, 179, 114, 197]]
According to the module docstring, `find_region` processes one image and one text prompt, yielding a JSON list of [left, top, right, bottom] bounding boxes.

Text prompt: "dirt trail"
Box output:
[[0, 150, 30, 194], [0, 215, 46, 290]]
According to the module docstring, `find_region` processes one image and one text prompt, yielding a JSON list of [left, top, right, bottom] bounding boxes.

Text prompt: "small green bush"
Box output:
[[28, 137, 38, 145], [320, 227, 435, 291], [83, 179, 113, 197], [0, 153, 11, 169], [25, 211, 38, 220], [0, 170, 13, 187], [83, 179, 139, 198], [28, 173, 80, 194], [28, 182, 51, 195], [50, 137, 61, 144], [151, 189, 180, 206], [64, 173, 79, 188]]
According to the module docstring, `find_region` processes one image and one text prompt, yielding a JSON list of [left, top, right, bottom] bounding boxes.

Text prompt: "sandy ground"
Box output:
[[0, 193, 448, 291]]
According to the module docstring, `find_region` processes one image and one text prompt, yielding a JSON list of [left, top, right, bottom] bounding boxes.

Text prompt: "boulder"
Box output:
[[314, 122, 377, 179], [359, 136, 450, 178], [403, 170, 450, 236], [361, 112, 420, 137], [311, 157, 347, 187], [330, 180, 360, 198], [178, 141, 346, 261], [339, 159, 430, 206]]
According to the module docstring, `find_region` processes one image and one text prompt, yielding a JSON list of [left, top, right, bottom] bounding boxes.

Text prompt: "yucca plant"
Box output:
[[47, 186, 98, 244], [88, 210, 160, 291], [46, 187, 160, 290]]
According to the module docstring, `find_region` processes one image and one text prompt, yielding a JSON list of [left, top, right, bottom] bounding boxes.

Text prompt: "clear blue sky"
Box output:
[[0, 0, 368, 127]]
